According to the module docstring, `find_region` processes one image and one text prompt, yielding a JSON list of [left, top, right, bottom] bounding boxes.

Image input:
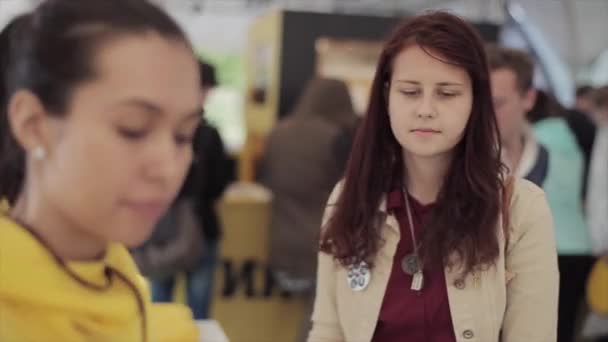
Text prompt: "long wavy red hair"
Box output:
[[320, 11, 505, 275]]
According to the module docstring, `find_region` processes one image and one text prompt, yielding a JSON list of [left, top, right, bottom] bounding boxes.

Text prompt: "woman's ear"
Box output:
[[8, 90, 52, 156]]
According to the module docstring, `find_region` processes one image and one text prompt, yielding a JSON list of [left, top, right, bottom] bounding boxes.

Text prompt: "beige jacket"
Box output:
[[308, 179, 559, 342]]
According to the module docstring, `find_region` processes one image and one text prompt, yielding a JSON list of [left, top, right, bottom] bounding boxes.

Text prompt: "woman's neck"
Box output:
[[12, 188, 107, 262], [403, 151, 452, 205]]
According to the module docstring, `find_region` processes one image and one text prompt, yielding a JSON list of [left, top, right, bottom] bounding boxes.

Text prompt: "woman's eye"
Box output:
[[174, 134, 195, 146], [118, 128, 148, 140], [438, 90, 459, 98], [400, 89, 420, 96]]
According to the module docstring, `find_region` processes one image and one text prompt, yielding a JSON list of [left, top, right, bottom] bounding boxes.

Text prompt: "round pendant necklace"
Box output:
[[401, 253, 420, 275], [400, 187, 424, 291]]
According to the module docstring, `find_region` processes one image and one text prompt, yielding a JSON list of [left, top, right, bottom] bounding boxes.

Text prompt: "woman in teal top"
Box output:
[[534, 117, 591, 255], [531, 100, 594, 342]]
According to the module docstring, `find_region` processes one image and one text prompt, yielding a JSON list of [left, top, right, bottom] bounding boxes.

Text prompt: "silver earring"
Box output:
[[32, 146, 46, 160]]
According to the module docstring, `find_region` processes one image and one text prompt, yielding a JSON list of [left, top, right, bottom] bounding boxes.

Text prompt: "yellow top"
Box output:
[[587, 257, 608, 315], [0, 199, 8, 213], [0, 215, 199, 341]]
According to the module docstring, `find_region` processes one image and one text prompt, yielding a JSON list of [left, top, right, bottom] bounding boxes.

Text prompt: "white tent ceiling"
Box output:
[[2, 0, 608, 79]]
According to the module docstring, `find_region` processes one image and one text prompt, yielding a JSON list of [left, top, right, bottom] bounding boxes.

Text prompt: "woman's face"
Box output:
[[387, 45, 473, 163], [33, 34, 202, 247]]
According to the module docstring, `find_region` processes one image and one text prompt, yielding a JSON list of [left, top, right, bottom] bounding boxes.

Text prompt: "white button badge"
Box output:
[[347, 261, 371, 291]]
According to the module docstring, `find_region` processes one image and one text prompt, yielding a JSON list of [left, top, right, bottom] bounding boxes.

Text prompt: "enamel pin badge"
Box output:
[[347, 261, 371, 291]]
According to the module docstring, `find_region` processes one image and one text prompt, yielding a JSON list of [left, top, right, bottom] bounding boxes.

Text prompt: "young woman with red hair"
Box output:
[[308, 12, 558, 342]]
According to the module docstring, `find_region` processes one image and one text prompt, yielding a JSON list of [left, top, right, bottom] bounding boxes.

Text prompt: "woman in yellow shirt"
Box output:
[[0, 1, 202, 340]]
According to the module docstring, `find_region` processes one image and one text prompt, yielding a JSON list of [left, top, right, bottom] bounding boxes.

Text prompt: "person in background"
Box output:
[[0, 0, 202, 340], [145, 60, 231, 320], [259, 77, 358, 340], [587, 87, 608, 258], [528, 90, 596, 202], [309, 12, 558, 342], [576, 85, 595, 115], [590, 86, 608, 126], [532, 97, 594, 342], [584, 85, 608, 342], [489, 45, 591, 342], [260, 77, 358, 291], [487, 45, 549, 187]]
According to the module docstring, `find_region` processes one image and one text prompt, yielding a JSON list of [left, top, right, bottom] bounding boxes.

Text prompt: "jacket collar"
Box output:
[[515, 125, 540, 178]]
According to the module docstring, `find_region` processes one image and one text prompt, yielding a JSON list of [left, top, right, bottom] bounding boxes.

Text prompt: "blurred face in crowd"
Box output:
[[591, 104, 608, 125], [576, 95, 594, 115], [490, 67, 536, 145]]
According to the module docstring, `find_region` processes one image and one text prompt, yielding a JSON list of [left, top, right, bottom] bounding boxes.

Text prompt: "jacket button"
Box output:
[[454, 279, 465, 289], [463, 329, 474, 339]]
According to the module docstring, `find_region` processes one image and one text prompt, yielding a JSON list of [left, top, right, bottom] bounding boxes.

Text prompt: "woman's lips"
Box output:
[[124, 201, 169, 221]]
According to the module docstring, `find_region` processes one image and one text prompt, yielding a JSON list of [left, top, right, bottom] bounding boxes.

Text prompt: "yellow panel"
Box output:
[[244, 9, 283, 136], [211, 184, 307, 342], [0, 199, 9, 214], [239, 9, 284, 182]]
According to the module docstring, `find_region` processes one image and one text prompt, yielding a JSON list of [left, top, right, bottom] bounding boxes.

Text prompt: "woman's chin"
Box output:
[[112, 222, 157, 248]]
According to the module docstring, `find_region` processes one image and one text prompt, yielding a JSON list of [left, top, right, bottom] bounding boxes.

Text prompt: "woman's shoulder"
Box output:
[[510, 177, 547, 214], [327, 180, 345, 206], [321, 181, 345, 231], [508, 178, 553, 236], [0, 214, 29, 244], [511, 177, 545, 199]]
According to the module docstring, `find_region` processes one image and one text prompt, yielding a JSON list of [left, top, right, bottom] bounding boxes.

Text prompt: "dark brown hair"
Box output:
[[527, 89, 566, 123], [0, 0, 191, 204], [591, 85, 608, 109], [320, 11, 505, 275], [292, 77, 356, 128], [199, 60, 218, 89], [576, 85, 594, 98], [486, 44, 534, 94]]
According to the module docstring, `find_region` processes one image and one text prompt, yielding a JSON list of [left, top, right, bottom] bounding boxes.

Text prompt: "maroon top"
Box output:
[[371, 187, 457, 342]]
